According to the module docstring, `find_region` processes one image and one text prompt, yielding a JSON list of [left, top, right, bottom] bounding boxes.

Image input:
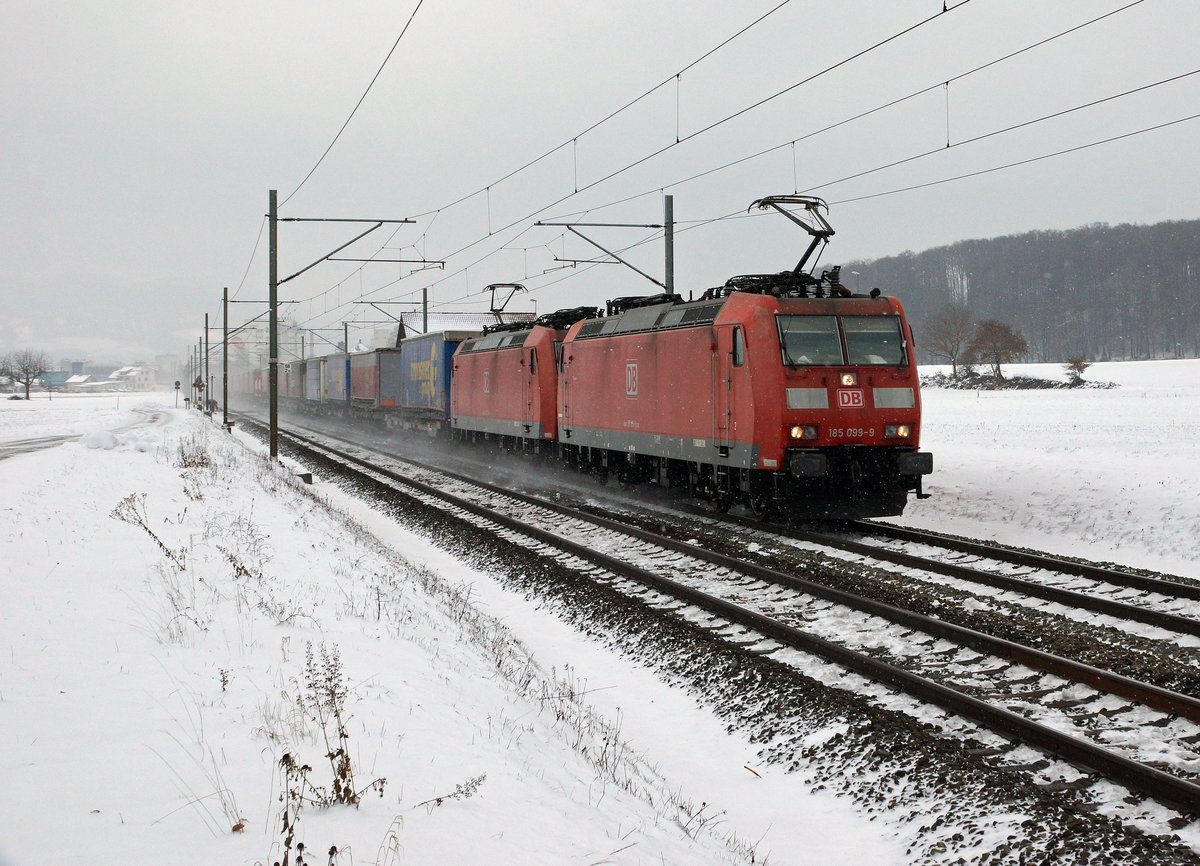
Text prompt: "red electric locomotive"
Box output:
[[556, 196, 932, 519], [451, 306, 598, 448]]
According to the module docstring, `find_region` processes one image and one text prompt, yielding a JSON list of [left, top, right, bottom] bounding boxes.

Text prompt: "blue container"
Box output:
[[396, 331, 478, 419], [325, 353, 350, 404]]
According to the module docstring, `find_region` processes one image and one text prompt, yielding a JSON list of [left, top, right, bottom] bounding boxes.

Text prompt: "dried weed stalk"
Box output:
[[111, 492, 187, 570]]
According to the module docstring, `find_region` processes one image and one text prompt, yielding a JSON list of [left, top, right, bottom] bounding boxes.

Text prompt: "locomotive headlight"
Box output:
[[840, 372, 857, 387], [885, 424, 912, 439], [790, 425, 818, 440]]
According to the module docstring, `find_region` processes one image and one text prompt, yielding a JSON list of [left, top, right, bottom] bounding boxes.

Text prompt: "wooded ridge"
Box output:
[[842, 219, 1200, 363]]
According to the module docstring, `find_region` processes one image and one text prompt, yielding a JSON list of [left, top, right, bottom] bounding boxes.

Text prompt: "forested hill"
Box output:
[[842, 219, 1200, 363]]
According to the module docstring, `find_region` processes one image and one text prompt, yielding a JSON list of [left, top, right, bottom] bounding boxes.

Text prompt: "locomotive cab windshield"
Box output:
[[777, 314, 907, 366]]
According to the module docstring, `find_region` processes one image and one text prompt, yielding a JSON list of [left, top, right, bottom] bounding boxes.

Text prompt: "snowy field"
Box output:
[[0, 391, 168, 440], [905, 359, 1200, 580], [1, 360, 1198, 865]]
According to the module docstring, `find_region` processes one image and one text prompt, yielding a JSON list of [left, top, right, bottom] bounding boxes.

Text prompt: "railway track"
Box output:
[[651, 509, 1200, 641], [237, 412, 1200, 819], [818, 521, 1200, 630], [595, 490, 1200, 640], [851, 519, 1200, 596]]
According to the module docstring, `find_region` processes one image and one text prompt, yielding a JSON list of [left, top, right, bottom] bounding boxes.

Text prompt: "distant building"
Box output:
[[108, 366, 155, 391]]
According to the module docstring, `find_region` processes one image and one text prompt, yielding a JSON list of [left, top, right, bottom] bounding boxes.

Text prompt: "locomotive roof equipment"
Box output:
[[715, 195, 852, 299]]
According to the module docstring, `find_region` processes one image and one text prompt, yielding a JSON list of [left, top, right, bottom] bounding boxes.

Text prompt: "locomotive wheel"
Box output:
[[712, 497, 732, 514], [749, 497, 774, 521]]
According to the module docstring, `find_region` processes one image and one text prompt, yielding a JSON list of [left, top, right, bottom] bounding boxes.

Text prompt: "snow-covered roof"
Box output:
[[108, 367, 144, 380]]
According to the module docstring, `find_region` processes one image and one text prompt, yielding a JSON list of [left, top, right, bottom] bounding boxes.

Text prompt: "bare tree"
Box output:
[[967, 321, 1027, 380], [923, 302, 974, 377], [9, 350, 50, 399]]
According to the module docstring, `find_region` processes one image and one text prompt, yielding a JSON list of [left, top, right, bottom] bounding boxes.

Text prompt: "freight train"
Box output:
[[233, 197, 932, 519]]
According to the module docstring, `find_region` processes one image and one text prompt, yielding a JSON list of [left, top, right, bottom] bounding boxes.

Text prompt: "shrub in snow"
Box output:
[[175, 434, 213, 469], [275, 643, 387, 809], [921, 371, 1116, 390], [1064, 355, 1091, 386]]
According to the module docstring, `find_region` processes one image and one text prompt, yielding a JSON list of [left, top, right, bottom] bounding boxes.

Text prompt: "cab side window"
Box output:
[[732, 327, 745, 367]]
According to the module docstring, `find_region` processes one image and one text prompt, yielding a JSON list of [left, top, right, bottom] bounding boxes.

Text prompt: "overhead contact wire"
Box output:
[[232, 215, 268, 301], [409, 0, 799, 219], [317, 0, 970, 318], [288, 1, 972, 326], [450, 81, 1200, 303], [309, 0, 1173, 333], [279, 3, 794, 324], [802, 66, 1200, 195], [537, 0, 1148, 223], [831, 111, 1200, 205], [258, 0, 1138, 329], [281, 0, 427, 207]]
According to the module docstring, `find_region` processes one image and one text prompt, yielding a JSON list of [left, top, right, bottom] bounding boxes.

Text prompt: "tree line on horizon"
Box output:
[[843, 218, 1200, 364]]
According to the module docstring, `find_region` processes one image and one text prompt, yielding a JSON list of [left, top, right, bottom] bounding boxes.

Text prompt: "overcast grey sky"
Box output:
[[3, 0, 1197, 363]]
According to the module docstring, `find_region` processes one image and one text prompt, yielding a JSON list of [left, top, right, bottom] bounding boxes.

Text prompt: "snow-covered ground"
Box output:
[[0, 391, 166, 440], [904, 360, 1200, 580], [0, 393, 894, 866], [1, 359, 1198, 865]]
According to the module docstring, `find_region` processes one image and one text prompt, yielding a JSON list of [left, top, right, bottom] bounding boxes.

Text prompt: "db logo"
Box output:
[[625, 362, 638, 397], [838, 389, 864, 408]]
